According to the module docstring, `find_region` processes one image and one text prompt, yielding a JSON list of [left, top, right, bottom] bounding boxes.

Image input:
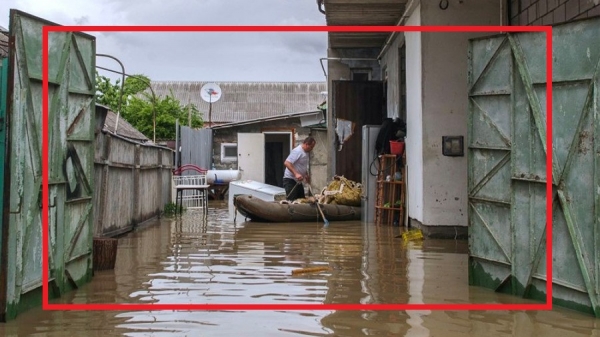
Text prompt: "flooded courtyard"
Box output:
[[1, 202, 599, 336]]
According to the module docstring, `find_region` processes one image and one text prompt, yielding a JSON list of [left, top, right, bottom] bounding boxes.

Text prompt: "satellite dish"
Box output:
[[200, 83, 222, 103]]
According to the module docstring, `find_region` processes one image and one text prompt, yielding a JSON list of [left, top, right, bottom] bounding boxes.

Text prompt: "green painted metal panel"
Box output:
[[3, 10, 95, 320], [468, 17, 600, 317], [0, 58, 8, 319]]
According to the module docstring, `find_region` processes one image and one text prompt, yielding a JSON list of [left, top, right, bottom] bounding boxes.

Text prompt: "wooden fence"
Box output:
[[93, 132, 173, 237]]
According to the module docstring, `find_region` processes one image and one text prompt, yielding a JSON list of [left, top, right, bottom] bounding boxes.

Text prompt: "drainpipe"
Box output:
[[316, 0, 326, 14], [376, 0, 418, 60]]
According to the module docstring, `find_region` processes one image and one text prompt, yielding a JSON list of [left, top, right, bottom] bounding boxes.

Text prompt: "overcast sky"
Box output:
[[1, 0, 328, 82]]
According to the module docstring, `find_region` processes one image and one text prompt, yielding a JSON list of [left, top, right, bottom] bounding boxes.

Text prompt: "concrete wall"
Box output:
[[419, 0, 500, 234], [509, 0, 600, 25], [309, 129, 329, 192], [380, 0, 500, 235]]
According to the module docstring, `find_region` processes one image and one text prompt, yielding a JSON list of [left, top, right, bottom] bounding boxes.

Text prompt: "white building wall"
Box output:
[[404, 5, 424, 223], [389, 0, 501, 230], [419, 0, 500, 228]]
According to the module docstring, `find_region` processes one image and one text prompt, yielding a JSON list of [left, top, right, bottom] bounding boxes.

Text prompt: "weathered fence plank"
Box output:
[[93, 132, 173, 237]]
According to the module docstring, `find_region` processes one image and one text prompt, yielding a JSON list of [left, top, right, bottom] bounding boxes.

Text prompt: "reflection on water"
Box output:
[[1, 202, 599, 336]]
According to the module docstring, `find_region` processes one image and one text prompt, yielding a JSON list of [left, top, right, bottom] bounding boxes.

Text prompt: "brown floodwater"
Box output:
[[1, 202, 599, 336]]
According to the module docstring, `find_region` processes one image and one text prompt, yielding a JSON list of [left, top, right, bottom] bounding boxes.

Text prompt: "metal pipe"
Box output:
[[319, 57, 379, 78], [316, 0, 326, 14], [175, 119, 179, 171], [95, 64, 158, 143], [376, 0, 417, 60], [95, 54, 125, 135]]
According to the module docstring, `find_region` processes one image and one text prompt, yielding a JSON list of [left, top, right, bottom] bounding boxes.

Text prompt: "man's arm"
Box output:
[[284, 160, 304, 181]]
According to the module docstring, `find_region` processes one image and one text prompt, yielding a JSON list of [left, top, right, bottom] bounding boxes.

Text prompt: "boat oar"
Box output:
[[307, 185, 329, 227]]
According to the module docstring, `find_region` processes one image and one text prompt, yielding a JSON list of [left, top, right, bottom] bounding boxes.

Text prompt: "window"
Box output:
[[221, 143, 238, 162]]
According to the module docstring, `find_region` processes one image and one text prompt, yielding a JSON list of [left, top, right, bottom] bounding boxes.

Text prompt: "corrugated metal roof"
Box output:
[[103, 110, 149, 142], [149, 81, 327, 123], [212, 109, 323, 130]]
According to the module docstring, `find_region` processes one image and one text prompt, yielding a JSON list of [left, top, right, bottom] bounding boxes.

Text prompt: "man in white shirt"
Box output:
[[283, 136, 316, 201]]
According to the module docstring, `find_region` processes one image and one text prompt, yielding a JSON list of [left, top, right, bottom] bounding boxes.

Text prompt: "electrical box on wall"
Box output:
[[442, 136, 464, 157]]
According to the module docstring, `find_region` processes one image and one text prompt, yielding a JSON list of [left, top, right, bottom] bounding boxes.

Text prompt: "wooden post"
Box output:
[[93, 237, 118, 271], [133, 144, 140, 224]]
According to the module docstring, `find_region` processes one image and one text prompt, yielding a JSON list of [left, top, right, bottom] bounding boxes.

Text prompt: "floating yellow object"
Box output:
[[402, 229, 423, 242], [291, 266, 330, 275]]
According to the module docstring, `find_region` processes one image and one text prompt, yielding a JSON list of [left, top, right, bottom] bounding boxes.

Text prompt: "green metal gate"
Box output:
[[468, 18, 600, 316], [1, 10, 96, 320], [0, 56, 8, 322]]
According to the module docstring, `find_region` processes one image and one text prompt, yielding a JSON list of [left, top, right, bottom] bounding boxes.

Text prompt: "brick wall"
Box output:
[[510, 0, 600, 25]]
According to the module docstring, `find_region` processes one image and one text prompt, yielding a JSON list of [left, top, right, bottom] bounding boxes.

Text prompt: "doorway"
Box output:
[[264, 133, 291, 187], [332, 80, 384, 182]]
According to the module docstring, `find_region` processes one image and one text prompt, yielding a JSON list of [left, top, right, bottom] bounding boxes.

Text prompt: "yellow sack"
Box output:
[[321, 175, 362, 206]]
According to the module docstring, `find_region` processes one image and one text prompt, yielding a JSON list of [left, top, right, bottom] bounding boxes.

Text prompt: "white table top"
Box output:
[[175, 184, 210, 189]]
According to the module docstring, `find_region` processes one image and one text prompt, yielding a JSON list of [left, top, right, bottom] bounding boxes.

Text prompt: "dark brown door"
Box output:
[[333, 80, 384, 182]]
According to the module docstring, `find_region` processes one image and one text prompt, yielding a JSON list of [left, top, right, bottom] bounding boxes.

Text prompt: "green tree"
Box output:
[[95, 72, 149, 111], [126, 93, 203, 140], [95, 72, 203, 140]]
